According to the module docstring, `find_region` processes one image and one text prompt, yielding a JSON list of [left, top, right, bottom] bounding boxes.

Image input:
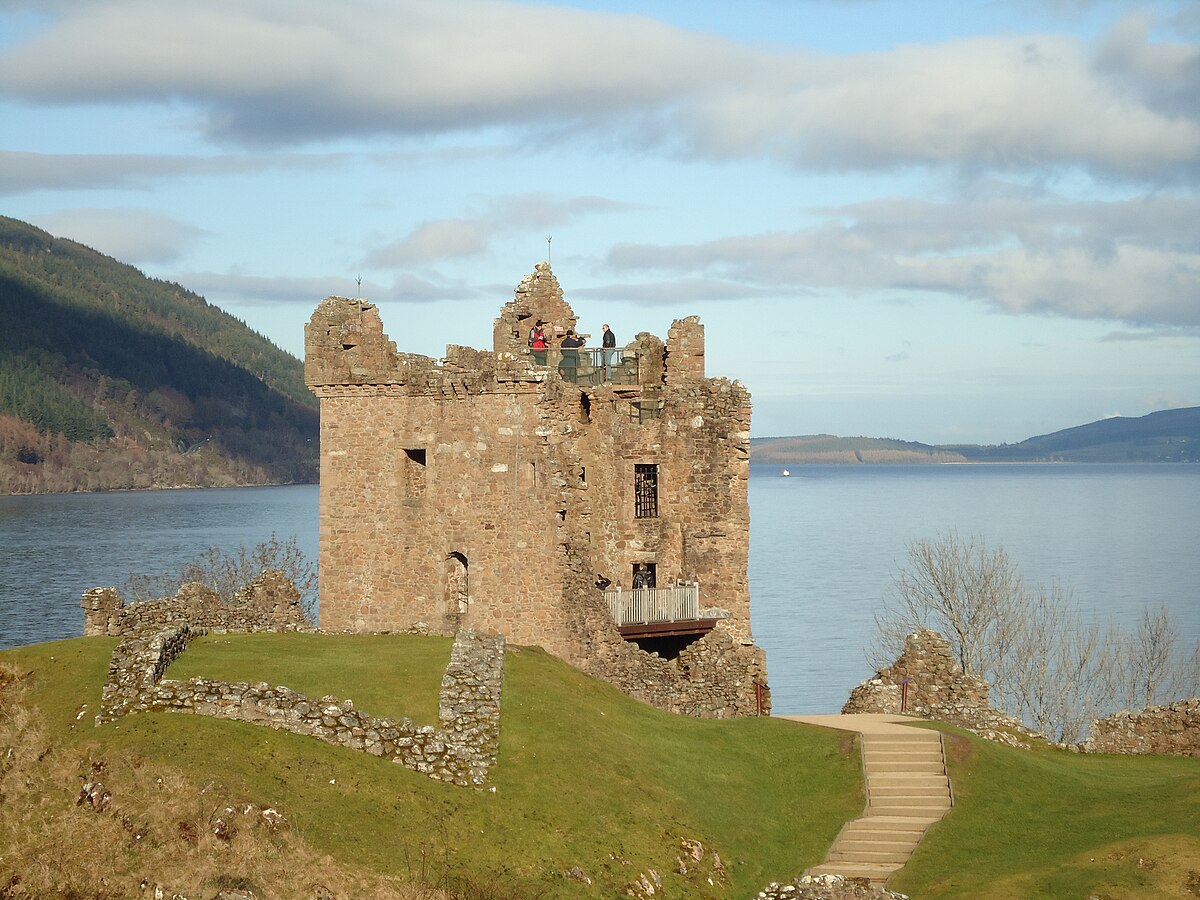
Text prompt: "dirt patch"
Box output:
[[944, 733, 975, 766]]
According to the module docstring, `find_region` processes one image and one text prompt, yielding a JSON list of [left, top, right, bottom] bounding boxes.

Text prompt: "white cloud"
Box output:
[[606, 193, 1200, 327], [1, 1, 1197, 178], [187, 270, 475, 306], [363, 193, 638, 267], [33, 207, 206, 263], [0, 149, 350, 195]]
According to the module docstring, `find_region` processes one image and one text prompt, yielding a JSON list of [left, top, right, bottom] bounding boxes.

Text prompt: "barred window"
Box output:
[[634, 463, 659, 519]]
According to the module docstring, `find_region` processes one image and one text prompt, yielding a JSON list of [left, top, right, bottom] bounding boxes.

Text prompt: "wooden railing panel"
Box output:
[[605, 584, 700, 626]]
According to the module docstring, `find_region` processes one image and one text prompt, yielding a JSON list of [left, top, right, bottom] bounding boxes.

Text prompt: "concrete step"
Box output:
[[867, 759, 945, 773], [840, 840, 921, 854], [867, 804, 949, 819], [870, 784, 951, 799], [870, 774, 949, 788], [863, 733, 940, 743], [868, 801, 950, 816], [827, 848, 912, 864], [864, 748, 944, 759], [837, 838, 919, 854], [840, 826, 929, 843]]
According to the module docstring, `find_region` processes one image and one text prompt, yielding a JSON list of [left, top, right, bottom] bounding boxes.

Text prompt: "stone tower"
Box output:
[[304, 263, 769, 717]]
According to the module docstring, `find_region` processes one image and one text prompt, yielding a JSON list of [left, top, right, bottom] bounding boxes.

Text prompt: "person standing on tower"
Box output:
[[601, 323, 617, 379], [528, 320, 548, 365]]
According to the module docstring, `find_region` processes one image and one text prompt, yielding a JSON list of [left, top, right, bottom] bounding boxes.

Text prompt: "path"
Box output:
[[783, 714, 952, 885]]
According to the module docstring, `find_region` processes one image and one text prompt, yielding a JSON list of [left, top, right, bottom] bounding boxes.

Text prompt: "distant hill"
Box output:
[[753, 407, 1200, 465], [750, 434, 966, 465], [0, 216, 317, 493], [946, 407, 1200, 463]]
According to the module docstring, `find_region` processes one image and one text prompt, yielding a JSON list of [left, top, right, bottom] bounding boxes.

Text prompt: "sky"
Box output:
[[1, 0, 1198, 444]]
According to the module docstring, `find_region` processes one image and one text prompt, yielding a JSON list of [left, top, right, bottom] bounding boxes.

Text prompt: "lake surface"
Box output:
[[1, 465, 1197, 715]]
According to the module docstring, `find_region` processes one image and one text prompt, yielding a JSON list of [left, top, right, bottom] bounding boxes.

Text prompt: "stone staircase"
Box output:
[[787, 716, 952, 885]]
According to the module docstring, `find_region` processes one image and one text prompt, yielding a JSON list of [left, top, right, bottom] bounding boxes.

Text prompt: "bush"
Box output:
[[123, 534, 318, 625]]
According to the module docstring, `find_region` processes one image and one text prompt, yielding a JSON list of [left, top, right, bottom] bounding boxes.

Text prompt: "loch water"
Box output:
[[1, 465, 1197, 715]]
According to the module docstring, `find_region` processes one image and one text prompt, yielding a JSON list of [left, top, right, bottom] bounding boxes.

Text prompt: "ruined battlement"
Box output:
[[305, 262, 768, 718]]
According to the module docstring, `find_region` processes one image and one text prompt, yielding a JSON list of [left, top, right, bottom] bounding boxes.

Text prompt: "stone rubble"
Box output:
[[842, 629, 1037, 746], [757, 873, 909, 899], [1086, 697, 1200, 756]]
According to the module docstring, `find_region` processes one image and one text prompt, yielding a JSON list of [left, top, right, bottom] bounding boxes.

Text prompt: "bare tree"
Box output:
[[871, 531, 1024, 680], [1001, 582, 1115, 743], [1110, 605, 1200, 710], [871, 531, 1200, 743], [123, 533, 318, 624]]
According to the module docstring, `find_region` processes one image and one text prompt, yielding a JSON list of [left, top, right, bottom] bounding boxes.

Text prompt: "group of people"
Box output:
[[527, 320, 619, 379]]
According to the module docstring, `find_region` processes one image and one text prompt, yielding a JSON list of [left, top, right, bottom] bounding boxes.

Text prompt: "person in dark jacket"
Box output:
[[601, 324, 617, 379], [559, 328, 584, 380]]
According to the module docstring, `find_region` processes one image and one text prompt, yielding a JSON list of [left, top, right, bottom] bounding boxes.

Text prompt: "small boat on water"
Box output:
[[782, 469, 790, 477]]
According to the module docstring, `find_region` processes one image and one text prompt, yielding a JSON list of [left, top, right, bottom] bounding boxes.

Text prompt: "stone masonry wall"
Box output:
[[843, 630, 1032, 742], [97, 627, 506, 787], [82, 571, 310, 637], [1086, 698, 1200, 756], [305, 262, 768, 719]]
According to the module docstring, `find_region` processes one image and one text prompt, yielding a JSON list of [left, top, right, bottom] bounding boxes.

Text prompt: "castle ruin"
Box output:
[[304, 262, 769, 717]]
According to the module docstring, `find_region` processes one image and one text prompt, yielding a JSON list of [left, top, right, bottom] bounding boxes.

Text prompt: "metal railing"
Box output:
[[604, 583, 700, 626], [550, 347, 640, 386]]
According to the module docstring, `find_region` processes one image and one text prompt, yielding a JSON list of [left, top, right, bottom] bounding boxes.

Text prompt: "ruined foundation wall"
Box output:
[[1086, 699, 1200, 756], [843, 630, 1031, 741], [97, 626, 506, 786], [81, 571, 310, 638]]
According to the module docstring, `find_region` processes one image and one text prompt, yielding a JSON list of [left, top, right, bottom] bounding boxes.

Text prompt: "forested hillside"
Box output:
[[0, 216, 317, 493]]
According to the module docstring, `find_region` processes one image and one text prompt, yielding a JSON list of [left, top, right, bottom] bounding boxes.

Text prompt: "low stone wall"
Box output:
[[97, 622, 201, 723], [82, 570, 310, 637], [593, 627, 770, 719], [1086, 698, 1200, 756], [96, 627, 506, 787], [842, 630, 1033, 744]]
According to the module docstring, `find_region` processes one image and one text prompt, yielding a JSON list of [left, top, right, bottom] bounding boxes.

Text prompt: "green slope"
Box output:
[[4, 636, 1199, 898], [0, 635, 862, 899], [0, 216, 317, 492]]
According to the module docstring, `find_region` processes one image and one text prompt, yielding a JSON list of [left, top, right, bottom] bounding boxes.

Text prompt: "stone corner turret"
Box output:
[[492, 261, 578, 355], [304, 296, 405, 387]]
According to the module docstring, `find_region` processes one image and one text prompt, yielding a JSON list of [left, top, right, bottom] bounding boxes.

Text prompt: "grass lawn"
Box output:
[[2, 635, 862, 898], [892, 725, 1200, 899], [10, 634, 1197, 898]]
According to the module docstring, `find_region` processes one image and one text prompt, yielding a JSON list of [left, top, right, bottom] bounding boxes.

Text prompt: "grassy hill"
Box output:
[[3, 635, 1198, 898], [753, 407, 1200, 465], [0, 216, 317, 493]]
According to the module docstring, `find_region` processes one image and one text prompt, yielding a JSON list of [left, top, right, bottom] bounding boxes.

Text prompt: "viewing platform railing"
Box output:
[[544, 347, 640, 386], [604, 583, 700, 627]]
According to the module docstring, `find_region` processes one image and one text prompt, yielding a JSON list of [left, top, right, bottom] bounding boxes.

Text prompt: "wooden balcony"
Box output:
[[603, 584, 716, 639]]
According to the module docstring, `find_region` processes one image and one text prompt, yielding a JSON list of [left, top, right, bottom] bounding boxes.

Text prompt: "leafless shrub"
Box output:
[[872, 531, 1200, 743], [123, 533, 317, 624]]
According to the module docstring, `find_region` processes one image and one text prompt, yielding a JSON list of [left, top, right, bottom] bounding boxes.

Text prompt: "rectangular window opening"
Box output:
[[403, 448, 427, 497]]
